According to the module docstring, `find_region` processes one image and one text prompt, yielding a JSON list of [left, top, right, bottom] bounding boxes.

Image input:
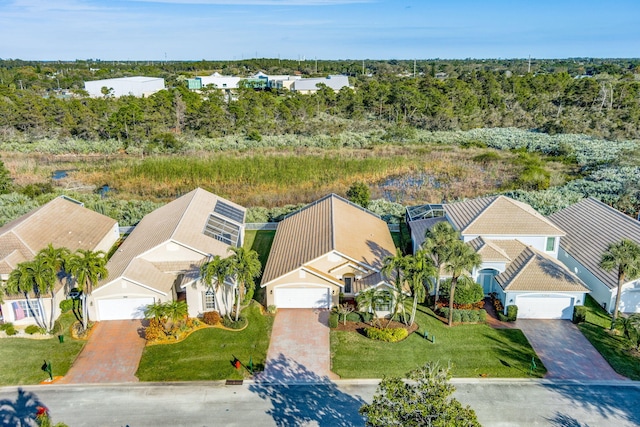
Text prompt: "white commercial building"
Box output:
[[84, 76, 165, 98]]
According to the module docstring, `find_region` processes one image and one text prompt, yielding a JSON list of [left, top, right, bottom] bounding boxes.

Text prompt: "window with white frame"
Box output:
[[546, 237, 556, 252], [204, 290, 216, 310], [12, 300, 42, 320]]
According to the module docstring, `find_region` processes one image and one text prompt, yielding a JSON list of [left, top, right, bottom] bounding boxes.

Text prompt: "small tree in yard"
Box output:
[[443, 240, 482, 327], [346, 182, 370, 208], [335, 303, 355, 325], [360, 362, 481, 427], [599, 239, 640, 328], [614, 314, 640, 351]]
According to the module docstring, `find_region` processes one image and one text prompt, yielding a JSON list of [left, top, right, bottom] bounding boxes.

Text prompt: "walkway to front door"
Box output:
[[260, 309, 339, 383], [59, 320, 146, 384]]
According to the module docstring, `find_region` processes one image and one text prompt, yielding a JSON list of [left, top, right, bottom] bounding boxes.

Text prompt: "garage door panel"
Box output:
[[275, 288, 330, 309], [97, 298, 154, 320], [516, 295, 574, 319]]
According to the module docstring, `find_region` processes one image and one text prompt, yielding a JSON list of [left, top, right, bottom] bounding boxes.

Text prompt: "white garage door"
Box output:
[[275, 288, 331, 309], [516, 295, 574, 319], [97, 297, 154, 320]]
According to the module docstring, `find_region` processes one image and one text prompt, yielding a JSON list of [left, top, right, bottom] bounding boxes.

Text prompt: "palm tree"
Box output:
[[422, 221, 458, 310], [67, 249, 108, 330], [614, 314, 640, 350], [443, 240, 482, 327], [382, 248, 409, 293], [404, 250, 437, 326], [227, 247, 261, 322], [200, 255, 232, 318], [388, 279, 410, 327], [36, 245, 71, 330], [356, 288, 389, 327], [600, 239, 640, 328], [4, 259, 57, 332]]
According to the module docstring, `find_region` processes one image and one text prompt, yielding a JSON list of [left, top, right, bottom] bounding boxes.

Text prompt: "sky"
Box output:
[[1, 0, 639, 61]]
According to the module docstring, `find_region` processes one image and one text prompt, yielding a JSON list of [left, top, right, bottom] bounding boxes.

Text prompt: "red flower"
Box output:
[[36, 406, 48, 416]]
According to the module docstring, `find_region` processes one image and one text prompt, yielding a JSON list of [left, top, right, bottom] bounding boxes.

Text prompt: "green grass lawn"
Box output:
[[137, 302, 273, 381], [0, 311, 85, 385], [577, 296, 640, 380], [244, 229, 276, 304], [331, 303, 545, 379]]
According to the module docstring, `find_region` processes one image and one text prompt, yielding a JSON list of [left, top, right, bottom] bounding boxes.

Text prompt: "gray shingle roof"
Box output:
[[549, 197, 640, 290]]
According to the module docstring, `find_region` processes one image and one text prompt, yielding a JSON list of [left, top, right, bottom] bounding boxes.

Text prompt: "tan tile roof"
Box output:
[[494, 245, 588, 292], [0, 197, 117, 268], [549, 197, 640, 290], [445, 195, 565, 236], [261, 194, 396, 286], [468, 237, 511, 262], [99, 188, 244, 292]]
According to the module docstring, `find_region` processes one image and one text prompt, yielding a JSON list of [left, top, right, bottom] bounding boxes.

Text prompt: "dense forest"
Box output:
[[1, 57, 640, 146]]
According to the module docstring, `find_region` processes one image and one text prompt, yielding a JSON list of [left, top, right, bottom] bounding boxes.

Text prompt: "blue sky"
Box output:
[[1, 0, 638, 60]]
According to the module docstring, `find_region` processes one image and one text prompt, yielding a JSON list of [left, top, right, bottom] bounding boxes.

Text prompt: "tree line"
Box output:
[[0, 58, 639, 147]]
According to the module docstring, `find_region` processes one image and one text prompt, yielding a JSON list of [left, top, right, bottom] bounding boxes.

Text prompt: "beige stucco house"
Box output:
[[0, 196, 119, 326], [408, 195, 589, 319], [91, 188, 245, 321], [261, 194, 397, 309]]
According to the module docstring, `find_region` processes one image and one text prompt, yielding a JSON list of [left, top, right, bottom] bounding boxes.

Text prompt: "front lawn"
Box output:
[[137, 302, 273, 381], [577, 296, 640, 380], [331, 303, 545, 378], [0, 311, 85, 385]]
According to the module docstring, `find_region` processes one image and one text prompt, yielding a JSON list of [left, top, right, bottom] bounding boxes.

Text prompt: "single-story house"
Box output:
[[0, 196, 119, 325], [91, 188, 245, 321], [549, 197, 640, 314], [408, 195, 589, 319], [261, 194, 397, 309]]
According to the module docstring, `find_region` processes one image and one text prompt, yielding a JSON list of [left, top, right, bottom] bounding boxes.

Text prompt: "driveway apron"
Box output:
[[60, 320, 146, 384], [260, 309, 339, 383], [517, 319, 627, 380]]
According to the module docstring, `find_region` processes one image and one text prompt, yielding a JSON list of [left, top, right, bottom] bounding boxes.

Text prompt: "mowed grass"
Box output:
[[577, 296, 640, 380], [136, 303, 273, 381], [0, 311, 85, 386], [331, 303, 545, 379]]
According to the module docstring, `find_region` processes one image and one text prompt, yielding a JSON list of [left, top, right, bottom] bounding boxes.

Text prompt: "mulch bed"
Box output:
[[334, 320, 419, 337]]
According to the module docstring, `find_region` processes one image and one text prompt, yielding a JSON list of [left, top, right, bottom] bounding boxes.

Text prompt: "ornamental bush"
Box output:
[[25, 325, 45, 335], [223, 316, 247, 330], [573, 305, 587, 324], [328, 312, 339, 328], [439, 279, 484, 305], [506, 305, 518, 321], [59, 299, 74, 313], [438, 308, 487, 323], [202, 311, 222, 326], [365, 327, 408, 342]]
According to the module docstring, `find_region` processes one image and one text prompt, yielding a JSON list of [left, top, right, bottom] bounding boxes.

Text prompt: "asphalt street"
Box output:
[[0, 379, 638, 427]]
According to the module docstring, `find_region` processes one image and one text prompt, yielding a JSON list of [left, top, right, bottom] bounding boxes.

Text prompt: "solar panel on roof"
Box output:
[[214, 200, 245, 224]]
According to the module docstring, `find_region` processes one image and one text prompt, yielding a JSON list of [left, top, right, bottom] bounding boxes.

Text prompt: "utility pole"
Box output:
[[414, 59, 416, 77], [528, 55, 531, 74], [362, 60, 365, 75]]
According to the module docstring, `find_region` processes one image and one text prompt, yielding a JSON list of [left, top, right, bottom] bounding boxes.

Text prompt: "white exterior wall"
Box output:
[[620, 280, 640, 313], [184, 279, 234, 318], [1, 287, 66, 327], [141, 241, 206, 263], [95, 223, 120, 254], [85, 77, 165, 98], [199, 75, 242, 89], [557, 248, 612, 311], [89, 278, 169, 321]]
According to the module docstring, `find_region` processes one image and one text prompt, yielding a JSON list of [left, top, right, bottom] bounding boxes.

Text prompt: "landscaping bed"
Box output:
[[333, 320, 419, 336]]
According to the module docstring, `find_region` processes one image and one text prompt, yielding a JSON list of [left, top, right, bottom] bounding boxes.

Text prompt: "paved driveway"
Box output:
[[517, 319, 627, 380], [59, 320, 146, 384], [260, 309, 339, 383]]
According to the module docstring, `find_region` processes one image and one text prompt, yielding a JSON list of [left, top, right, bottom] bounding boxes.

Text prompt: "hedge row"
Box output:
[[438, 308, 487, 323]]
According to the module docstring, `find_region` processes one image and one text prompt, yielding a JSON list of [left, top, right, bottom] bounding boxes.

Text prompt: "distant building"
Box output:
[[84, 76, 165, 98], [291, 75, 351, 94]]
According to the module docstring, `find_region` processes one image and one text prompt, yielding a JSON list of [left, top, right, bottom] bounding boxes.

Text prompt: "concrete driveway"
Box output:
[[517, 319, 628, 380], [260, 309, 339, 383], [59, 320, 146, 384]]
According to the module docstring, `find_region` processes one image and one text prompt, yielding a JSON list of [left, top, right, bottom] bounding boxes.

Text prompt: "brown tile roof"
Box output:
[[444, 195, 565, 236], [0, 196, 117, 273], [99, 188, 244, 292], [468, 237, 511, 262], [261, 194, 396, 286], [549, 197, 640, 290], [494, 245, 588, 292]]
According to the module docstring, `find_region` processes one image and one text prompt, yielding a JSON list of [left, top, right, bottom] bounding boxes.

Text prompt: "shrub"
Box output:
[[439, 279, 484, 305], [0, 322, 14, 332], [144, 318, 167, 341], [1, 324, 17, 336], [346, 312, 362, 322], [438, 308, 487, 323], [360, 311, 373, 324], [223, 316, 247, 330], [365, 327, 408, 342], [573, 305, 587, 324], [25, 325, 44, 335], [202, 311, 222, 326], [59, 299, 74, 313], [506, 305, 518, 321], [266, 305, 277, 315], [329, 312, 339, 328]]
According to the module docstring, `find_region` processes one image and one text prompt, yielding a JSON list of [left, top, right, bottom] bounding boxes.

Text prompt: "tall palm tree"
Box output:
[[200, 255, 232, 318], [36, 245, 71, 329], [382, 248, 409, 292], [422, 221, 458, 310], [404, 249, 437, 326], [67, 249, 108, 330], [388, 279, 410, 327], [227, 247, 261, 321], [4, 259, 57, 332], [356, 288, 389, 327], [443, 240, 482, 327], [600, 239, 640, 328]]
